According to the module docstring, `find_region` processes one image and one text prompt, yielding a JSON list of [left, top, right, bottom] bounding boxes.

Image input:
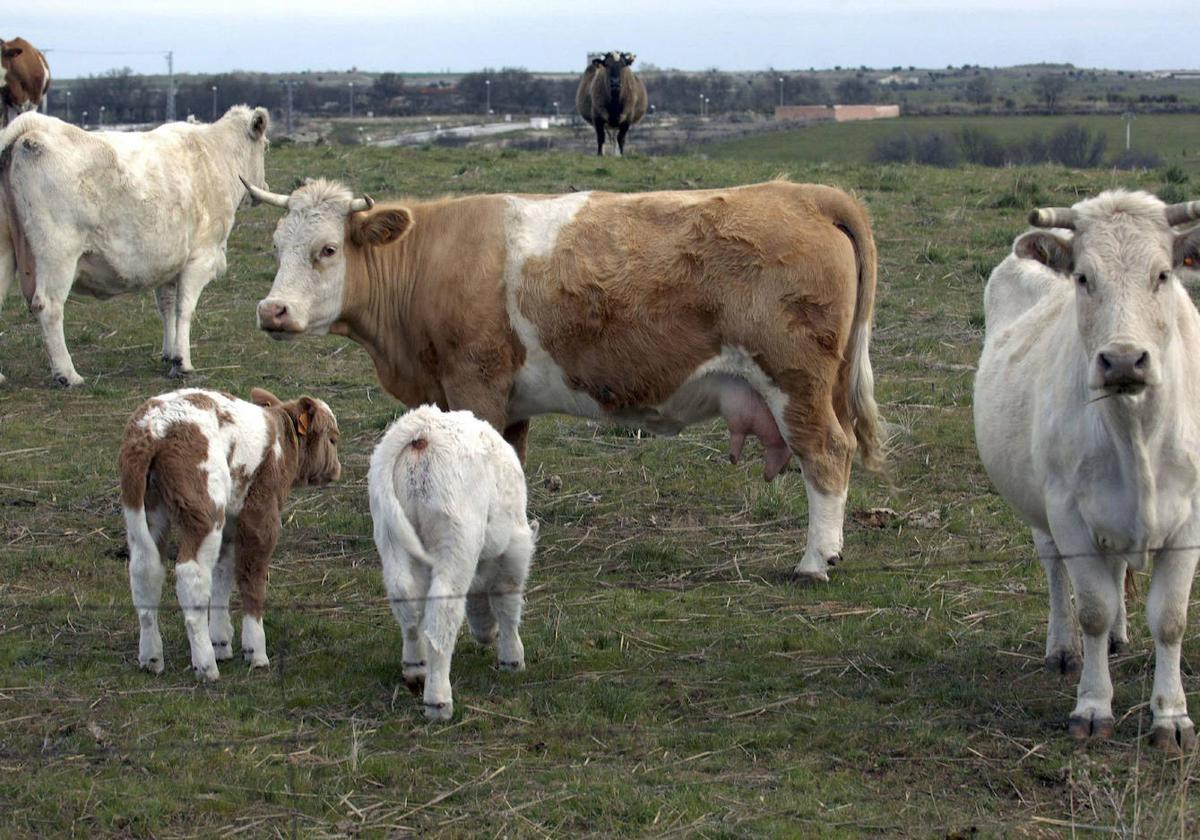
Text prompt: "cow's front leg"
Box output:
[[31, 281, 83, 387], [1062, 553, 1123, 740], [1146, 546, 1199, 752], [169, 258, 218, 377], [1034, 529, 1080, 674]]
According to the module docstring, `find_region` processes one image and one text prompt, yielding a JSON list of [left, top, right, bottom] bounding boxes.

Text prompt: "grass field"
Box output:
[[707, 114, 1200, 176], [1, 144, 1198, 837]]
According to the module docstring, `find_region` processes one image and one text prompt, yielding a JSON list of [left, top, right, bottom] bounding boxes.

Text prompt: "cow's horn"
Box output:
[[240, 176, 290, 209], [1028, 207, 1075, 229], [1165, 200, 1200, 227], [349, 195, 374, 213]]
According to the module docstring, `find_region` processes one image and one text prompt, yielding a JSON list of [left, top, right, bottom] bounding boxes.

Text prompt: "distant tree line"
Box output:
[[871, 123, 1131, 169], [53, 66, 857, 125]]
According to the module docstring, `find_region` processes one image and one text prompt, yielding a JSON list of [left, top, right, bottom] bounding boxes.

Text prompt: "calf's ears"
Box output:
[[248, 107, 269, 141], [250, 387, 282, 408], [1014, 230, 1073, 273], [1174, 226, 1200, 270], [350, 207, 414, 248], [287, 397, 319, 437]]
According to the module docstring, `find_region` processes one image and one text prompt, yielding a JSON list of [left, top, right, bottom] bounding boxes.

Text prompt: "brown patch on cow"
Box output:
[[516, 181, 867, 491], [182, 391, 235, 426], [335, 195, 524, 431]]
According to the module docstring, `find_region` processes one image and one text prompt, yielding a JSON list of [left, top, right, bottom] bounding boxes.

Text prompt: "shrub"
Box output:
[[1111, 149, 1163, 170], [871, 133, 914, 164], [1046, 123, 1106, 168], [914, 132, 960, 167]]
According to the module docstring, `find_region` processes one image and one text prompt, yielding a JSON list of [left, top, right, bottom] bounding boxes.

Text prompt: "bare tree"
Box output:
[[1033, 74, 1068, 111]]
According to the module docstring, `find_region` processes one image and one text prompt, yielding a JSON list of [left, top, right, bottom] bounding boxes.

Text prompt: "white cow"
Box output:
[[368, 405, 538, 721], [975, 190, 1200, 752], [0, 105, 270, 386]]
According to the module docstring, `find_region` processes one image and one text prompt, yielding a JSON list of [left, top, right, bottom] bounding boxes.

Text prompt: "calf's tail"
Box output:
[[368, 427, 435, 570]]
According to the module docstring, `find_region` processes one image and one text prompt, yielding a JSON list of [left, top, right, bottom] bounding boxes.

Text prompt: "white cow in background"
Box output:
[[369, 405, 538, 722], [975, 191, 1200, 752], [0, 105, 270, 386]]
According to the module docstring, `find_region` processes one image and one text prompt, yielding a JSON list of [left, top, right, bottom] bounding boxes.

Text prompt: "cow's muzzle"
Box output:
[[1095, 345, 1151, 394], [257, 300, 303, 338]]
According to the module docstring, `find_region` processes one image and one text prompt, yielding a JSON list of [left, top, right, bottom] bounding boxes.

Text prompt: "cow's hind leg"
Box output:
[[209, 523, 236, 661], [126, 503, 168, 673], [0, 231, 12, 385], [176, 524, 223, 681], [31, 258, 84, 387], [1034, 529, 1081, 674], [786, 397, 853, 582], [492, 523, 535, 672], [420, 534, 482, 722], [154, 283, 178, 365], [617, 121, 631, 155], [381, 538, 431, 695], [593, 119, 606, 156]]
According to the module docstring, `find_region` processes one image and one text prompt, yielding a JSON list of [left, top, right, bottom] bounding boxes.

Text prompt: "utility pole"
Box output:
[[165, 51, 176, 122], [485, 79, 491, 118], [1123, 111, 1135, 151], [348, 82, 354, 118], [779, 77, 784, 108], [211, 85, 218, 120], [285, 81, 295, 135]]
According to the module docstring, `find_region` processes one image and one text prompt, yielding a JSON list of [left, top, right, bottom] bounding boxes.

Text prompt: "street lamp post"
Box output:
[[485, 79, 491, 118], [211, 85, 218, 120], [99, 105, 106, 127], [778, 77, 784, 107], [66, 90, 72, 123], [82, 110, 88, 129], [699, 93, 704, 116], [705, 96, 711, 118], [349, 82, 355, 118], [553, 100, 559, 118]]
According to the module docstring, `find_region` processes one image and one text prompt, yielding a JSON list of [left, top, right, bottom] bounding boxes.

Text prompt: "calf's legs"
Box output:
[[176, 525, 223, 681], [126, 504, 169, 673]]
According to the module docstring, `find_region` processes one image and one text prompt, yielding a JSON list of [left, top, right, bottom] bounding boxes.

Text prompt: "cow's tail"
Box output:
[[368, 418, 436, 571], [0, 113, 45, 309], [828, 189, 884, 471], [118, 423, 158, 560]]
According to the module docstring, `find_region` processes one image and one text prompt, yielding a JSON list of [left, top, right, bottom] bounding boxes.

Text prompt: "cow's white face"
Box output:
[[1016, 194, 1200, 396], [256, 179, 415, 339], [258, 198, 351, 338], [1071, 226, 1175, 393]]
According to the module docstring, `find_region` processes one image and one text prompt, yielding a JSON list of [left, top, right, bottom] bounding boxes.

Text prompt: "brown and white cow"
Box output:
[[0, 38, 50, 125], [119, 387, 341, 680], [246, 178, 883, 580]]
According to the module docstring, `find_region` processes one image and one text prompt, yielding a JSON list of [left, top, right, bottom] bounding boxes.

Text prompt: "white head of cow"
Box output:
[[245, 179, 413, 337], [1016, 191, 1200, 395]]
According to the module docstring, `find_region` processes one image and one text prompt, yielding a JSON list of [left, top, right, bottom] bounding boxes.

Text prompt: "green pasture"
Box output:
[[0, 143, 1197, 837], [708, 113, 1200, 175]]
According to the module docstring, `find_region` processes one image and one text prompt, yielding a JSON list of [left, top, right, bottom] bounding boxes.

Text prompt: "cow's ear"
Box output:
[[250, 387, 281, 407], [1014, 230, 1073, 273], [249, 107, 269, 140], [1174, 225, 1200, 271], [2, 48, 22, 59], [625, 53, 636, 66], [351, 207, 414, 247]]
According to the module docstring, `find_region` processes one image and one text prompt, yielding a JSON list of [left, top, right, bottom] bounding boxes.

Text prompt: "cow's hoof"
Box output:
[[499, 659, 525, 672], [471, 626, 498, 646], [139, 656, 164, 675], [167, 363, 189, 379], [1108, 636, 1130, 656], [423, 701, 453, 722], [1150, 721, 1197, 754], [193, 662, 220, 682], [242, 648, 269, 669], [1068, 713, 1114, 741], [1045, 649, 1081, 676], [793, 569, 829, 585], [52, 373, 83, 388], [212, 641, 233, 662]]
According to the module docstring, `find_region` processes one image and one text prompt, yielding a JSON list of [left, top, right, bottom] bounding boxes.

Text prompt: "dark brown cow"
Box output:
[[583, 50, 647, 156], [245, 177, 882, 581], [1, 37, 50, 125]]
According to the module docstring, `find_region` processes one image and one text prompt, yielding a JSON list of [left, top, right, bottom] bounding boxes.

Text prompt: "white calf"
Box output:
[[368, 405, 538, 721]]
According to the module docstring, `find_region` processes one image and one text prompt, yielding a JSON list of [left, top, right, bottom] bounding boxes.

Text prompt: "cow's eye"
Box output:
[[1075, 273, 1089, 289], [320, 245, 338, 259], [1157, 270, 1170, 286]]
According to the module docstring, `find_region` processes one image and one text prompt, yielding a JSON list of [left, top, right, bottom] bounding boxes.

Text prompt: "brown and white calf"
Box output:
[[119, 387, 340, 680], [246, 177, 882, 581]]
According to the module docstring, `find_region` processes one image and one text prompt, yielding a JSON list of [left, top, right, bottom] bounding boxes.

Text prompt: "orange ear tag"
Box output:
[[1186, 257, 1195, 267], [297, 412, 310, 436]]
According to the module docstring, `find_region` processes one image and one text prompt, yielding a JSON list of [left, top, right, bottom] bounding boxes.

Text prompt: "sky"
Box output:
[[7, 1, 1194, 79]]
